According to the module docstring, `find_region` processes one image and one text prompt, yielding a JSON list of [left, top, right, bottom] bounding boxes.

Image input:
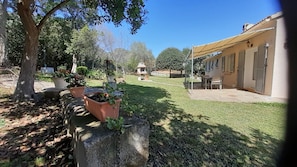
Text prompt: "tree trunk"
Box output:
[[0, 0, 8, 66], [13, 31, 39, 101], [13, 1, 40, 101]]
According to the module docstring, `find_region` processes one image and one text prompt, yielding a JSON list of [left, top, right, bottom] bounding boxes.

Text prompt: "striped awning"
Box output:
[[191, 27, 274, 58]]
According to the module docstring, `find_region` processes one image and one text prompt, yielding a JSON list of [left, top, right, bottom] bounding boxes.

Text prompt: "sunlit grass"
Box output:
[[119, 75, 286, 140], [117, 75, 285, 166]]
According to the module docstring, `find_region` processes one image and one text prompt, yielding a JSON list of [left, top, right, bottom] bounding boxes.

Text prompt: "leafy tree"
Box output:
[[182, 48, 191, 58], [6, 14, 73, 69], [184, 57, 206, 76], [182, 47, 207, 76], [6, 13, 24, 66], [156, 47, 184, 77], [39, 17, 73, 69], [100, 27, 115, 54], [9, 0, 147, 101], [113, 48, 129, 73], [6, 11, 85, 70], [194, 57, 206, 75], [66, 25, 99, 69], [98, 27, 118, 71], [127, 42, 155, 73]]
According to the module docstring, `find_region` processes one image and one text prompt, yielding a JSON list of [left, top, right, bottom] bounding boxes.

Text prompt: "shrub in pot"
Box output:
[[65, 73, 86, 98], [84, 85, 123, 122]]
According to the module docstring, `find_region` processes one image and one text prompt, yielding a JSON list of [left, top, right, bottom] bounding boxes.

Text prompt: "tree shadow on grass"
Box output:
[[120, 83, 283, 166], [0, 97, 74, 166], [0, 83, 283, 166]]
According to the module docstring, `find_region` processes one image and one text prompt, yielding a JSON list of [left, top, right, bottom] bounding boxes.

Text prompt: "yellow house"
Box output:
[[192, 12, 287, 99]]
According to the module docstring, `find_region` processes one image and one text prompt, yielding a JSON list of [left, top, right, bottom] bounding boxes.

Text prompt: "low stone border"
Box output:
[[59, 90, 150, 167]]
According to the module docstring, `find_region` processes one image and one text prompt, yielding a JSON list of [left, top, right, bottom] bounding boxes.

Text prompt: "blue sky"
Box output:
[[105, 0, 281, 57]]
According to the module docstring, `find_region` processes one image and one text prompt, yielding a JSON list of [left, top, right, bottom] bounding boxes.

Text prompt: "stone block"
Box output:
[[61, 93, 150, 167], [43, 87, 66, 100]]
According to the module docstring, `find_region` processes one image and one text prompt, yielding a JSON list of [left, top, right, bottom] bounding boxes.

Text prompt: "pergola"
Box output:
[[186, 27, 274, 89]]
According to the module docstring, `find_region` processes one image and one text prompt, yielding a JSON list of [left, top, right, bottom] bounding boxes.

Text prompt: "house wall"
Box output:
[[270, 18, 288, 98], [248, 29, 276, 95], [244, 47, 257, 89], [222, 19, 279, 96], [221, 48, 238, 88]]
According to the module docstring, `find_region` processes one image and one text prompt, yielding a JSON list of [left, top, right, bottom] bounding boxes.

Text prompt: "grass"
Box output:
[[0, 74, 286, 166], [116, 75, 286, 166], [122, 75, 285, 139]]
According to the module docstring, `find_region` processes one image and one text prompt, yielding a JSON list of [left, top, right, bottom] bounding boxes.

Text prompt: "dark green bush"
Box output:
[[77, 66, 88, 76]]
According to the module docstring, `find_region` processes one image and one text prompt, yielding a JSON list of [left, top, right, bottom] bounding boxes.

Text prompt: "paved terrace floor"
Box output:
[[147, 80, 287, 103], [188, 88, 287, 103]]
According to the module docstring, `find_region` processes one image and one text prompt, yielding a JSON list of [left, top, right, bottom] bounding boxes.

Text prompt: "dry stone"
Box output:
[[60, 91, 150, 167]]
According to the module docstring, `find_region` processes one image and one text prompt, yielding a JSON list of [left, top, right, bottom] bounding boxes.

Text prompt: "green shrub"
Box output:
[[106, 117, 124, 133], [77, 66, 88, 76], [35, 72, 52, 82], [116, 70, 123, 78], [57, 65, 67, 71], [87, 69, 105, 80]]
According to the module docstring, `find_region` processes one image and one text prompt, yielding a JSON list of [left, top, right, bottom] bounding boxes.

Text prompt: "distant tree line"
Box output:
[[5, 12, 155, 74], [155, 47, 206, 78]]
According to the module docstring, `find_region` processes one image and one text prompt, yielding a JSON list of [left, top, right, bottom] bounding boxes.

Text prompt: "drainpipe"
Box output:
[[262, 43, 269, 93]]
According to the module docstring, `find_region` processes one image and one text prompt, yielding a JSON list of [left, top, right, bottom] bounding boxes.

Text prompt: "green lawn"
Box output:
[[116, 75, 286, 166], [0, 74, 286, 166]]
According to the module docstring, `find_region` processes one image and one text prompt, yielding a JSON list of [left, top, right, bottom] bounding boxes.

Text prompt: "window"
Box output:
[[222, 53, 235, 73], [215, 59, 219, 67], [221, 57, 225, 72], [211, 60, 214, 70], [253, 52, 258, 80], [230, 53, 235, 72]]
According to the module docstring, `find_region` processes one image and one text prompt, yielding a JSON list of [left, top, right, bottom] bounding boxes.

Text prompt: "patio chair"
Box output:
[[201, 75, 211, 89], [210, 76, 223, 89]]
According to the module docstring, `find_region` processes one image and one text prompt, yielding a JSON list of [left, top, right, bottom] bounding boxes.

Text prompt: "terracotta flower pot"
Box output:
[[69, 86, 85, 98], [84, 96, 121, 122]]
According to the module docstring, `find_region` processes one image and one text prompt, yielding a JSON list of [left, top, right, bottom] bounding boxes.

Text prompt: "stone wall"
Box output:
[[60, 90, 150, 167]]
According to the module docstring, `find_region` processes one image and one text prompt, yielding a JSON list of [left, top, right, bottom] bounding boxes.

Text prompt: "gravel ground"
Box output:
[[0, 96, 74, 166]]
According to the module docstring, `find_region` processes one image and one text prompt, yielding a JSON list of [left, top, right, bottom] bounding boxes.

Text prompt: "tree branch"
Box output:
[[37, 0, 71, 30], [17, 1, 38, 33]]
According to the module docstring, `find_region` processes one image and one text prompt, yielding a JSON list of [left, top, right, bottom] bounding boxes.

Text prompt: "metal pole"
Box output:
[[191, 47, 194, 90]]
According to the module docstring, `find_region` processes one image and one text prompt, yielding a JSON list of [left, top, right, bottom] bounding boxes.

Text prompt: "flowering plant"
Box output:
[[85, 85, 123, 104], [52, 68, 69, 78], [65, 73, 86, 88]]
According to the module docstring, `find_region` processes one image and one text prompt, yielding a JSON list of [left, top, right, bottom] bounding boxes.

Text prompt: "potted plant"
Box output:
[[84, 84, 123, 122], [51, 68, 69, 89], [65, 73, 86, 98]]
